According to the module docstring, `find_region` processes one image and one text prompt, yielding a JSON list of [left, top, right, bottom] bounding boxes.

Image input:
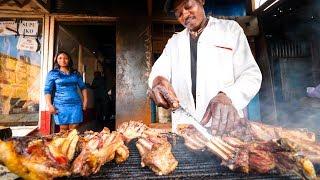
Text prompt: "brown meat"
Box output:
[[71, 129, 129, 176], [0, 129, 79, 180], [227, 120, 320, 163], [248, 147, 276, 173], [224, 139, 317, 179], [136, 135, 178, 175], [117, 121, 147, 143], [248, 122, 315, 143], [177, 124, 207, 151], [115, 144, 130, 164], [225, 142, 276, 174]]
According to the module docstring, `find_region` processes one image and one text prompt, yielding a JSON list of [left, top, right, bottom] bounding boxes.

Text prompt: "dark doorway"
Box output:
[[54, 22, 116, 132]]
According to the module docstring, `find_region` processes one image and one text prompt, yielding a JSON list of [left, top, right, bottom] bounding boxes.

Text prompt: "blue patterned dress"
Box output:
[[44, 69, 86, 125]]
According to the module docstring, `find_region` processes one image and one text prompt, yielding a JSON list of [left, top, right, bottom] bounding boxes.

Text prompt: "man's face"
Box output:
[[174, 0, 205, 31]]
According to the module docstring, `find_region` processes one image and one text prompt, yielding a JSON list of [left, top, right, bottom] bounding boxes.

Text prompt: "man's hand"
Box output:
[[48, 104, 58, 114], [148, 76, 179, 109], [200, 92, 240, 135]]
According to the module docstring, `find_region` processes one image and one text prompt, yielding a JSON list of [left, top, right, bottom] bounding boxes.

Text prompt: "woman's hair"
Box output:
[[53, 51, 74, 71]]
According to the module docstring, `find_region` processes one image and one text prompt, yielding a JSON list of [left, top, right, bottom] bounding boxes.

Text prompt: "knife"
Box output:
[[173, 105, 213, 141]]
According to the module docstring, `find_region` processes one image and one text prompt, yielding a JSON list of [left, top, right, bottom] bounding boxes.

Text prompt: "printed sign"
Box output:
[[0, 21, 18, 36], [18, 21, 39, 36], [17, 36, 39, 52]]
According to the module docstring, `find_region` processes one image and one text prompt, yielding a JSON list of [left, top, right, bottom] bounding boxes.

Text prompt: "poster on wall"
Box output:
[[0, 35, 41, 119], [18, 21, 39, 36], [17, 36, 39, 52], [0, 21, 18, 36]]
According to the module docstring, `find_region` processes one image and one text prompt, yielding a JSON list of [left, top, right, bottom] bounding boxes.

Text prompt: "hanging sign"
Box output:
[[0, 21, 18, 36], [17, 36, 39, 52], [18, 21, 39, 36]]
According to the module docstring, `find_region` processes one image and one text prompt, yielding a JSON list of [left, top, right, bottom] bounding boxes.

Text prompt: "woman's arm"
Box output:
[[81, 89, 88, 110], [75, 72, 88, 110], [45, 94, 57, 114], [44, 71, 57, 114]]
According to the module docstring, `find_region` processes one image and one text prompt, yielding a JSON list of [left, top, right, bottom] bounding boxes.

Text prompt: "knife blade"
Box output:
[[173, 106, 213, 141]]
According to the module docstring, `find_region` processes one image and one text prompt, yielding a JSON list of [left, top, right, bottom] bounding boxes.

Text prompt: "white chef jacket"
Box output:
[[148, 17, 262, 132]]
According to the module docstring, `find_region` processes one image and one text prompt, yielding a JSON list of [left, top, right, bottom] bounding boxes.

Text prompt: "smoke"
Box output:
[[258, 0, 320, 136]]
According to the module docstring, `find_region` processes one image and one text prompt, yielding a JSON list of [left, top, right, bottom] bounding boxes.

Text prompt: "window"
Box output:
[[0, 18, 42, 126]]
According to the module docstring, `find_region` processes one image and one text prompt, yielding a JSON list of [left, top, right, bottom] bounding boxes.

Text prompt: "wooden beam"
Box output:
[[246, 0, 253, 15], [50, 14, 118, 22], [13, 0, 30, 8], [0, 13, 42, 17], [0, 0, 11, 6], [252, 0, 286, 15], [31, 0, 49, 13], [147, 0, 152, 17], [255, 17, 277, 124]]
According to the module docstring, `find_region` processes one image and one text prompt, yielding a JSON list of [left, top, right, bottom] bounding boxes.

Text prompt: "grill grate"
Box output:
[[65, 136, 319, 180]]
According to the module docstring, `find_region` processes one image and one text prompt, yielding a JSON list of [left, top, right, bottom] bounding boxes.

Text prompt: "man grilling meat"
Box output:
[[148, 0, 262, 134]]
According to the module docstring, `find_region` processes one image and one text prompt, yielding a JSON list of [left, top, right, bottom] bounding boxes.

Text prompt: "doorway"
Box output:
[[54, 21, 116, 132]]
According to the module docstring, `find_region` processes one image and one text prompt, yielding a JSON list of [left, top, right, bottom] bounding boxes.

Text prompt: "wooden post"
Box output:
[[255, 34, 278, 124], [311, 35, 320, 84]]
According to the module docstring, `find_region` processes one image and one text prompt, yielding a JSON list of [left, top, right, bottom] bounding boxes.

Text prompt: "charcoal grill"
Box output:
[[65, 136, 319, 180]]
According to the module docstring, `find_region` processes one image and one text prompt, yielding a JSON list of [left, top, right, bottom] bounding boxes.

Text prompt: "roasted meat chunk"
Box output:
[[117, 121, 147, 143], [136, 134, 178, 175], [0, 129, 79, 180], [72, 128, 129, 176]]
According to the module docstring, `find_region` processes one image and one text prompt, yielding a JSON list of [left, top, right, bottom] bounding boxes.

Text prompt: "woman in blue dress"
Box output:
[[44, 51, 88, 133]]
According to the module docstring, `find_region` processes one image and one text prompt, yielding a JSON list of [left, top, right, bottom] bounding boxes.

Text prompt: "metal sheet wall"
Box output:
[[115, 18, 152, 127]]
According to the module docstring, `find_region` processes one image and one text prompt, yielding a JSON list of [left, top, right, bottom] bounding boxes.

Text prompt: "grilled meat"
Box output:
[[177, 124, 317, 179], [117, 121, 147, 143], [71, 128, 129, 176], [227, 141, 276, 174], [176, 124, 207, 151], [0, 129, 79, 180], [117, 121, 170, 143], [136, 134, 178, 175], [226, 120, 320, 163], [232, 121, 316, 143], [115, 144, 130, 164], [117, 121, 179, 175], [223, 138, 317, 179]]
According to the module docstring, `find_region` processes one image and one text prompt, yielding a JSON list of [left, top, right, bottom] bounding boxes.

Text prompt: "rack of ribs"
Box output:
[[225, 120, 320, 163], [177, 124, 317, 179]]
